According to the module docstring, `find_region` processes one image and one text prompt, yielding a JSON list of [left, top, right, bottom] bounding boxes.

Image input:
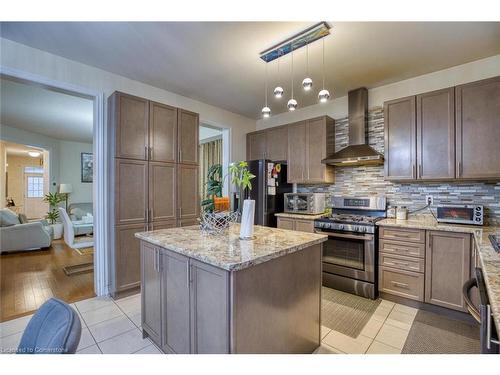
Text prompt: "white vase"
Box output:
[[52, 223, 63, 240], [239, 199, 255, 240]]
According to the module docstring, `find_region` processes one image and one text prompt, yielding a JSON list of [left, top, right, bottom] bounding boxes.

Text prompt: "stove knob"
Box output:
[[338, 224, 344, 230], [360, 226, 367, 233]]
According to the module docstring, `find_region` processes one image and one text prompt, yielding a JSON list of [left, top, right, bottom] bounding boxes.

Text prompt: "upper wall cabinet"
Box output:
[[384, 96, 417, 180], [178, 109, 199, 165], [246, 125, 288, 162], [113, 92, 149, 160], [416, 88, 455, 180], [384, 75, 500, 181], [246, 131, 267, 160], [456, 76, 500, 179], [287, 116, 335, 184]]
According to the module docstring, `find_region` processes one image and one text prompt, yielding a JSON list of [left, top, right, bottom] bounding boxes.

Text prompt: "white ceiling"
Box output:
[[1, 22, 500, 119], [0, 77, 94, 142]]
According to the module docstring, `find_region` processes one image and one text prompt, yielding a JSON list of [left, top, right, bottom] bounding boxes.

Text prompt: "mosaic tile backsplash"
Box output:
[[298, 107, 500, 225]]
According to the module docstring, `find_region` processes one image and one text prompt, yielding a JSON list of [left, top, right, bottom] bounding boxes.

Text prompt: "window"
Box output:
[[24, 166, 44, 174], [27, 176, 44, 198]]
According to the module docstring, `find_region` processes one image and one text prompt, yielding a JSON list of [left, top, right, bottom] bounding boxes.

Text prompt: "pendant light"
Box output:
[[302, 42, 313, 91], [318, 38, 330, 103], [273, 50, 284, 98], [287, 47, 298, 111], [261, 60, 271, 118]]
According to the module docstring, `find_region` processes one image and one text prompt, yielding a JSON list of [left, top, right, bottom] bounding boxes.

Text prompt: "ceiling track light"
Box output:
[[302, 42, 313, 91], [261, 58, 271, 118], [287, 47, 298, 111], [318, 38, 331, 103]]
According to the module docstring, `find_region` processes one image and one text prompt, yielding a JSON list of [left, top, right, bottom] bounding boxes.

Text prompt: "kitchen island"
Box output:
[[135, 224, 327, 354]]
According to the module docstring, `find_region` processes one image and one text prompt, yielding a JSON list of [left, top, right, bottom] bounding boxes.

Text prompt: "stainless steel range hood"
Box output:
[[321, 87, 384, 166]]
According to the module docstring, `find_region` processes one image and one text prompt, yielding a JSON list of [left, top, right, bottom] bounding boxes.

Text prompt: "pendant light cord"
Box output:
[[306, 42, 309, 76], [291, 46, 294, 98], [265, 60, 268, 106], [322, 38, 325, 89]]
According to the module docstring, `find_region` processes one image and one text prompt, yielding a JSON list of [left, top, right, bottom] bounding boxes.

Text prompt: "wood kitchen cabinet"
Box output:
[[190, 259, 230, 354], [115, 158, 148, 225], [114, 223, 146, 294], [141, 246, 229, 353], [178, 109, 199, 165], [266, 126, 288, 161], [149, 162, 176, 222], [177, 164, 200, 223], [416, 88, 455, 180], [277, 217, 315, 233], [384, 96, 417, 180], [425, 230, 471, 312], [110, 91, 200, 297], [112, 92, 149, 160], [286, 121, 307, 182], [456, 76, 500, 179], [149, 101, 177, 163], [162, 250, 191, 354], [286, 116, 335, 184], [246, 131, 267, 160], [141, 241, 162, 345]]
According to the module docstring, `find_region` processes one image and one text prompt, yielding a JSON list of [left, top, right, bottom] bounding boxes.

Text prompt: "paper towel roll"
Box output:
[[239, 199, 255, 239]]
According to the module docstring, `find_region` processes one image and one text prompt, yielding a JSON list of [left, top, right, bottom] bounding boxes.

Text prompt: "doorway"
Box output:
[[0, 70, 106, 321]]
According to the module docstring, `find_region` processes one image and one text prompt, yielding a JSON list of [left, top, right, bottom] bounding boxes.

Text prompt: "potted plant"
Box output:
[[229, 161, 255, 214], [43, 192, 64, 239]]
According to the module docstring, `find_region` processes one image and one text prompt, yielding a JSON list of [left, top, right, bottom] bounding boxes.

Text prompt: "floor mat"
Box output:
[[402, 309, 480, 354], [75, 246, 94, 256], [321, 287, 381, 338], [62, 262, 94, 276]]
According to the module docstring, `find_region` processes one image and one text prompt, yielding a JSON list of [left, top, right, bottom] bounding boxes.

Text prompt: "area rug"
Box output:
[[321, 287, 381, 338], [401, 310, 480, 354], [75, 246, 94, 256], [63, 262, 94, 276]]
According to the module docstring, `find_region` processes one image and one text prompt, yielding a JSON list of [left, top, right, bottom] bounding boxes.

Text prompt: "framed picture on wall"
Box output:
[[81, 153, 93, 183]]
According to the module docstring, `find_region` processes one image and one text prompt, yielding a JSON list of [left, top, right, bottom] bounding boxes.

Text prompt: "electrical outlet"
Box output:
[[426, 195, 434, 205]]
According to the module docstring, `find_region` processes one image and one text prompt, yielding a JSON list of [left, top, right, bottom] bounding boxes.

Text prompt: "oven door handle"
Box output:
[[315, 229, 374, 241]]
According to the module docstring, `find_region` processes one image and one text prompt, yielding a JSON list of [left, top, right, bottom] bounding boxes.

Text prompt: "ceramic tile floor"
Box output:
[[316, 299, 418, 354], [0, 293, 161, 354], [1, 292, 416, 354]]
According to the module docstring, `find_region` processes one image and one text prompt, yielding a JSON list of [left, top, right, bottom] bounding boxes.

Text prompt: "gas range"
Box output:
[[314, 196, 387, 300], [315, 214, 382, 234]]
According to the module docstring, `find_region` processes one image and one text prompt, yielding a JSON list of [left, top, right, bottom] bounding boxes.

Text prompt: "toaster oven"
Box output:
[[284, 193, 326, 215], [436, 204, 484, 226]]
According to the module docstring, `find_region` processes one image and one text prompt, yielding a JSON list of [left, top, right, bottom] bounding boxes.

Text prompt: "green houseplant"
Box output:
[[201, 164, 223, 213], [229, 161, 255, 214], [43, 192, 64, 239]]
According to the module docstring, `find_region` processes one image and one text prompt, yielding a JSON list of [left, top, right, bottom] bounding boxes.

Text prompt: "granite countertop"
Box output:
[[275, 212, 326, 220], [135, 224, 327, 271], [377, 215, 500, 331]]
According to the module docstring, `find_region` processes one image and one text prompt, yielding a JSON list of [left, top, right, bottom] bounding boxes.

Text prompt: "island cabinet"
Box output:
[[110, 91, 199, 297], [277, 217, 315, 233], [137, 225, 326, 354]]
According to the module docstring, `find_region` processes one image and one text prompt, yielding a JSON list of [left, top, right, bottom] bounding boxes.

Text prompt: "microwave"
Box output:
[[436, 204, 483, 226], [284, 193, 326, 215]]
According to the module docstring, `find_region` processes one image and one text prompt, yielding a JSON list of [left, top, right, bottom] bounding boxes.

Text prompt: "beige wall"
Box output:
[[0, 38, 256, 163], [6, 154, 47, 217], [256, 53, 500, 130]]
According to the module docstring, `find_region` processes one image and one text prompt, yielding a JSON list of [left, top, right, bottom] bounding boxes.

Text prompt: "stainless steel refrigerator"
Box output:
[[247, 159, 292, 227]]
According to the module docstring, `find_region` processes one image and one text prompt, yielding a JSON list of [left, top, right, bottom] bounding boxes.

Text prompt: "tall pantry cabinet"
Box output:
[[109, 92, 200, 297]]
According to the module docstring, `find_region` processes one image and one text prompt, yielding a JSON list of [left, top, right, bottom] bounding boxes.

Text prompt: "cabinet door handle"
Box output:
[[179, 149, 182, 162], [145, 209, 148, 223], [391, 281, 409, 289], [458, 161, 463, 177], [149, 147, 153, 160], [418, 164, 422, 178], [186, 262, 190, 287], [145, 145, 148, 160], [149, 208, 152, 222]]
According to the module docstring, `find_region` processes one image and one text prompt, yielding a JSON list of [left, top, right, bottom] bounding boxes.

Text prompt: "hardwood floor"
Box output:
[[0, 239, 95, 322]]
